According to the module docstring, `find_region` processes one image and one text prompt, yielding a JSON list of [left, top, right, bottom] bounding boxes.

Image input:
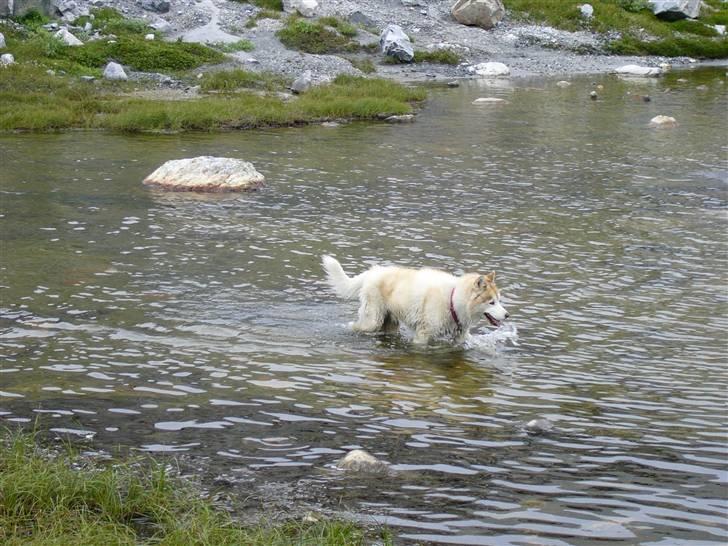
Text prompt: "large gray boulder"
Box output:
[[141, 0, 170, 14], [379, 24, 414, 62], [283, 0, 319, 18], [647, 0, 700, 20], [103, 61, 128, 80], [0, 32, 6, 50], [451, 0, 505, 29], [143, 157, 265, 192], [55, 28, 83, 46]]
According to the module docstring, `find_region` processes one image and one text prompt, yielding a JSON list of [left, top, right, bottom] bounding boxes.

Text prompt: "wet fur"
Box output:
[[322, 256, 508, 345]]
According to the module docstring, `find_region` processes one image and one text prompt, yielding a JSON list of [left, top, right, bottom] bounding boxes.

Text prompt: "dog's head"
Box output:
[[465, 272, 509, 327]]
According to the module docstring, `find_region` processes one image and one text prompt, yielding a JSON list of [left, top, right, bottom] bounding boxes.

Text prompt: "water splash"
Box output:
[[465, 321, 519, 353]]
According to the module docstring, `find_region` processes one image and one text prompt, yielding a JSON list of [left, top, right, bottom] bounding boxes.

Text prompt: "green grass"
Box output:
[[348, 57, 377, 74], [200, 69, 289, 91], [250, 0, 284, 10], [502, 0, 728, 58], [319, 16, 359, 38], [0, 429, 391, 545], [0, 65, 426, 132], [212, 39, 255, 53], [277, 17, 360, 54]]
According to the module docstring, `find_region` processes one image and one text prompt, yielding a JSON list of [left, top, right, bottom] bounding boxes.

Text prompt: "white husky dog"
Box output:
[[322, 255, 509, 345]]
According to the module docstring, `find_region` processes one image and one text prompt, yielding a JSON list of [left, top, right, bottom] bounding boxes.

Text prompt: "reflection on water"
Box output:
[[1, 68, 727, 544]]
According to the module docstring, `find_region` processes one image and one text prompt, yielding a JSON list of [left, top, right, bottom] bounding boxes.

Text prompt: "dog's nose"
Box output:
[[505, 313, 510, 320]]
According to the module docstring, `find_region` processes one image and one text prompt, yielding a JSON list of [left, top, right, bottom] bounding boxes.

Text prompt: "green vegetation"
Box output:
[[502, 0, 728, 58], [249, 0, 284, 10], [212, 39, 256, 53], [318, 16, 359, 38], [4, 8, 224, 74], [0, 429, 391, 545], [0, 65, 425, 132], [348, 57, 377, 74], [200, 68, 289, 91], [277, 16, 360, 54]]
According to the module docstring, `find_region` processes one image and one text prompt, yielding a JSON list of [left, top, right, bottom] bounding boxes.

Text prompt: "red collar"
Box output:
[[450, 287, 462, 331]]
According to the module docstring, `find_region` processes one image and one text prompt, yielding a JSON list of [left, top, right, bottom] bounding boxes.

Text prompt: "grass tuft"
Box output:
[[212, 39, 256, 53], [0, 429, 392, 545], [200, 69, 289, 91], [276, 17, 359, 54]]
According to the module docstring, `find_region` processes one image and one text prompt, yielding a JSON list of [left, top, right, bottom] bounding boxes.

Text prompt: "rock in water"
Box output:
[[649, 115, 678, 128], [143, 157, 265, 192], [337, 449, 389, 473], [451, 0, 505, 29], [472, 97, 508, 104], [103, 62, 128, 81], [55, 28, 84, 46], [473, 61, 510, 77], [525, 418, 554, 434], [283, 0, 319, 18], [380, 24, 414, 62], [648, 0, 700, 20], [614, 64, 661, 77]]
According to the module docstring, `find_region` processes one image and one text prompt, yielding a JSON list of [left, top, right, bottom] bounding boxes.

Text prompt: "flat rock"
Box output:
[[473, 61, 510, 77], [649, 115, 678, 128], [614, 64, 661, 77], [143, 156, 265, 192], [472, 97, 508, 104], [385, 114, 415, 122]]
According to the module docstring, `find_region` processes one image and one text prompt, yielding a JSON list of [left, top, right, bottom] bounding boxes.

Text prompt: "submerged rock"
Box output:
[[380, 24, 414, 62], [648, 0, 700, 21], [524, 418, 554, 434], [337, 449, 389, 473], [103, 61, 128, 81], [649, 115, 678, 128], [143, 156, 265, 192], [614, 64, 661, 77], [472, 97, 508, 104], [472, 61, 510, 77], [385, 114, 415, 122], [451, 0, 505, 30]]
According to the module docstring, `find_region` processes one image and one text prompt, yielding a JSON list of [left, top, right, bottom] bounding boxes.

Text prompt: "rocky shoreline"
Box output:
[[5, 0, 710, 86]]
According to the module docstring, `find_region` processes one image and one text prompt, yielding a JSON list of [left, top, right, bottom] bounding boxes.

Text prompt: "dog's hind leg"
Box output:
[[351, 287, 386, 333]]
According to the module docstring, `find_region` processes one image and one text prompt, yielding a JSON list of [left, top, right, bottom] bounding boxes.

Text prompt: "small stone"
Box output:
[[579, 3, 593, 18], [80, 75, 95, 82], [649, 115, 678, 128], [614, 64, 661, 77], [696, 85, 708, 91], [447, 80, 460, 87], [1, 53, 15, 66], [321, 121, 341, 127], [0, 33, 5, 50], [145, 33, 155, 40], [525, 418, 554, 434], [590, 90, 598, 100], [556, 80, 571, 88]]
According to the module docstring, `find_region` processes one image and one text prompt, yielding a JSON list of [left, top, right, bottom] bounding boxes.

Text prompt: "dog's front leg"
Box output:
[[413, 328, 432, 346], [454, 330, 471, 345]]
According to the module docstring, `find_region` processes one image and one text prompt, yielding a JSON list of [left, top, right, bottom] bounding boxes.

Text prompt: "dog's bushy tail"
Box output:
[[322, 255, 364, 300]]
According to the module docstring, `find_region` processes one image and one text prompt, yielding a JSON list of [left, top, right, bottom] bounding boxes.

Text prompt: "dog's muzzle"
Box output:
[[485, 312, 509, 327]]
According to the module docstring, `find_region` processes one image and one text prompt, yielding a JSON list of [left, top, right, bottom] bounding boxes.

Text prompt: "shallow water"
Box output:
[[1, 68, 727, 544]]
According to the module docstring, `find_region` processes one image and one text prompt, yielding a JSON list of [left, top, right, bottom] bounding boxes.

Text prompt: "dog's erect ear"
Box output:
[[485, 271, 496, 282]]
